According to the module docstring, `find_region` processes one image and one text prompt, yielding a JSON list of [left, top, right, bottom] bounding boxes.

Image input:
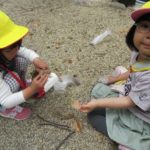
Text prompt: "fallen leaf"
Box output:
[[76, 56, 80, 61], [29, 32, 34, 36], [66, 58, 73, 64], [71, 100, 81, 110], [95, 135, 104, 139], [55, 71, 62, 76], [31, 70, 39, 79], [57, 41, 64, 45], [85, 67, 90, 70], [68, 36, 73, 40], [119, 14, 125, 17], [63, 58, 73, 64], [33, 22, 43, 26], [51, 62, 57, 66], [39, 70, 51, 75], [73, 78, 81, 86], [54, 68, 61, 72], [60, 114, 74, 120], [44, 27, 49, 32], [71, 120, 83, 132], [120, 29, 128, 33], [47, 31, 52, 34], [31, 70, 51, 79], [55, 46, 60, 49], [73, 74, 77, 77]]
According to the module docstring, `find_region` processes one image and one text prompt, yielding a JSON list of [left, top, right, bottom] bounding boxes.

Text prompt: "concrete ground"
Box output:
[[0, 0, 132, 149]]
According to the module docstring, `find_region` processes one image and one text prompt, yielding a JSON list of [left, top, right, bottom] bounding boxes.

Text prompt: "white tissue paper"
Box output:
[[90, 29, 111, 45]]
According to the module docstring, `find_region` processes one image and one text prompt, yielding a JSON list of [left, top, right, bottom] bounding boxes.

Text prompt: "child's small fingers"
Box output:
[[42, 73, 49, 77], [80, 108, 89, 113], [83, 102, 89, 105], [39, 74, 49, 84], [34, 74, 41, 80], [39, 74, 48, 79], [43, 74, 49, 80], [80, 106, 88, 111]]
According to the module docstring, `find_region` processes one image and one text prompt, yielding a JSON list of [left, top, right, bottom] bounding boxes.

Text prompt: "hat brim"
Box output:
[[0, 24, 29, 49], [131, 8, 150, 21]]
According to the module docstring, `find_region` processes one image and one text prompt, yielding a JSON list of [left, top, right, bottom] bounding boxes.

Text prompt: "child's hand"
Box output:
[[33, 57, 48, 72], [30, 74, 49, 92], [80, 99, 98, 113]]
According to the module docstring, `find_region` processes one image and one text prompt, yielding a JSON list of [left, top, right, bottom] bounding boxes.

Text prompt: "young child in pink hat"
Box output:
[[0, 10, 59, 120], [80, 2, 150, 150]]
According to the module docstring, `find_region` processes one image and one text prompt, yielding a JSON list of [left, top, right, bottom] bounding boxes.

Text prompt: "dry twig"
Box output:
[[55, 131, 75, 150], [37, 114, 71, 131], [37, 115, 79, 150]]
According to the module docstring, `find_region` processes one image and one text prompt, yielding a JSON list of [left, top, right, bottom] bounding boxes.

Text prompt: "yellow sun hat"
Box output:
[[0, 10, 29, 49], [131, 1, 150, 21]]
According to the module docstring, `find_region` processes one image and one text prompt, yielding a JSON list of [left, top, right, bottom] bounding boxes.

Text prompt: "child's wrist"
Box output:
[[23, 86, 37, 100], [91, 99, 99, 108], [28, 86, 37, 94]]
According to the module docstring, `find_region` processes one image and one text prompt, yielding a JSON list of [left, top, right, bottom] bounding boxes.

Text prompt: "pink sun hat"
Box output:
[[131, 1, 150, 21]]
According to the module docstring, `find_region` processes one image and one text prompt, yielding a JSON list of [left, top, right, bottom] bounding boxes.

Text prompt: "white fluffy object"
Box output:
[[54, 75, 80, 93], [90, 29, 111, 45], [98, 77, 109, 84], [44, 73, 80, 93], [44, 73, 59, 92]]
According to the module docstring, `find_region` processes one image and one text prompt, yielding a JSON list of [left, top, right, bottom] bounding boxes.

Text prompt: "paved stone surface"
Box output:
[[0, 0, 132, 149]]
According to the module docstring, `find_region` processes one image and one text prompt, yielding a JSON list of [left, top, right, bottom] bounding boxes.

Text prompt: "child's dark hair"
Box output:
[[126, 13, 150, 51], [0, 39, 22, 51], [9, 39, 22, 49]]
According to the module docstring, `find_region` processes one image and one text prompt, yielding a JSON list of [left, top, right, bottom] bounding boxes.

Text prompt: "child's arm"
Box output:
[[18, 47, 48, 72], [107, 71, 130, 84], [18, 47, 39, 62], [0, 74, 49, 109], [0, 77, 26, 108], [80, 96, 135, 113]]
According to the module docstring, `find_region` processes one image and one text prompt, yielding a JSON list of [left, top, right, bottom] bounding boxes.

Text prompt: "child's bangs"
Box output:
[[136, 13, 150, 23], [9, 40, 22, 49]]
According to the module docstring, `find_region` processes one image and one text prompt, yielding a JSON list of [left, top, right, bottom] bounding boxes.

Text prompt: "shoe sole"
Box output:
[[0, 113, 30, 120]]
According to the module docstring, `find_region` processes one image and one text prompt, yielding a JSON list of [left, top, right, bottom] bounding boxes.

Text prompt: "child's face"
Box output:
[[1, 46, 19, 60], [133, 21, 150, 60]]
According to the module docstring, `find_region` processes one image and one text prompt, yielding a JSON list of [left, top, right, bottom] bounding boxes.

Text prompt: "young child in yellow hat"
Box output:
[[80, 2, 150, 150], [0, 10, 59, 120]]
